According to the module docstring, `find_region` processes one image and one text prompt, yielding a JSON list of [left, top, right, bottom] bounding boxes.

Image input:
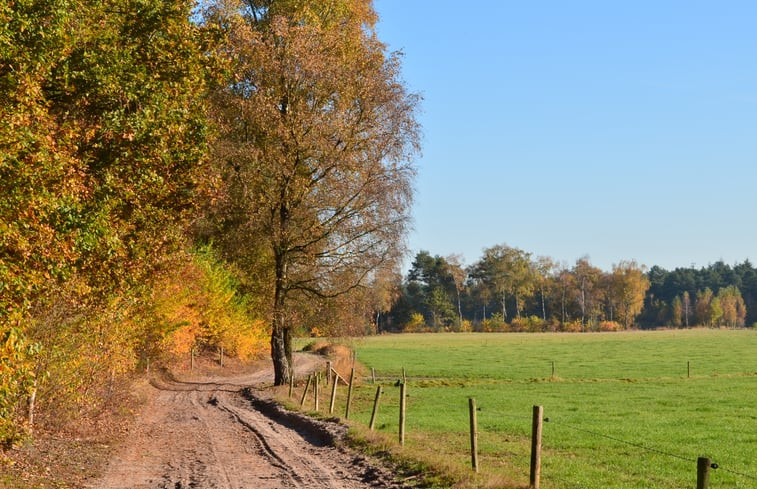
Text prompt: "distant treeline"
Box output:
[[383, 246, 756, 332]]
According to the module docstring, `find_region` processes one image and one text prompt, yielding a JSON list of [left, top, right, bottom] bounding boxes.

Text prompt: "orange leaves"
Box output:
[[149, 247, 269, 362]]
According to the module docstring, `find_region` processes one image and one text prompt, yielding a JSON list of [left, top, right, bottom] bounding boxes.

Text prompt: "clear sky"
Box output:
[[373, 1, 757, 272]]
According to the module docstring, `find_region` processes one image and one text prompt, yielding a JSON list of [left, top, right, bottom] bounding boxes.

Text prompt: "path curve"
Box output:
[[91, 354, 402, 489]]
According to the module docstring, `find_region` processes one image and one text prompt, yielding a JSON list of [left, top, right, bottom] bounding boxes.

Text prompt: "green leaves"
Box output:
[[1, 0, 215, 444]]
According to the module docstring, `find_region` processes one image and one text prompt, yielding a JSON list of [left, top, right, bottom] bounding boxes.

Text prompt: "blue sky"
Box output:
[[373, 1, 757, 272]]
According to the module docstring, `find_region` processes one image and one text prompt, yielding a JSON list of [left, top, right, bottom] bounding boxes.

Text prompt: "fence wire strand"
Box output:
[[717, 465, 757, 482], [544, 416, 695, 464], [540, 416, 756, 484]]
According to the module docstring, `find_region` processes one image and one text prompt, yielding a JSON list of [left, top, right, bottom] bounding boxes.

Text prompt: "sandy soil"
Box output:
[[90, 354, 404, 489]]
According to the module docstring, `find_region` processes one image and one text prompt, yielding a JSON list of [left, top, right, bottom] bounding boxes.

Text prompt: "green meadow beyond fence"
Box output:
[[314, 330, 757, 489]]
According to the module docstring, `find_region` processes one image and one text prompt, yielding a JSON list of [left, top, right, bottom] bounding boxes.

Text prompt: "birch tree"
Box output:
[[207, 0, 420, 384]]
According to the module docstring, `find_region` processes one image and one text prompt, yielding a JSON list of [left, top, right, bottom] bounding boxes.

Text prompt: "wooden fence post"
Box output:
[[329, 373, 338, 414], [289, 372, 294, 398], [219, 347, 224, 367], [345, 368, 355, 419], [402, 366, 407, 383], [301, 374, 312, 408], [326, 361, 332, 384], [530, 405, 543, 489], [469, 398, 479, 472], [399, 382, 407, 446], [190, 348, 194, 371], [369, 385, 382, 430], [371, 367, 376, 384], [314, 375, 319, 411], [697, 457, 711, 489]]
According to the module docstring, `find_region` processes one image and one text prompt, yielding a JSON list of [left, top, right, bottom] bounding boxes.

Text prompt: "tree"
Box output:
[[406, 252, 458, 329], [2, 0, 212, 443], [573, 257, 603, 329], [695, 288, 715, 326], [717, 285, 746, 328], [533, 256, 555, 321], [426, 287, 457, 330], [206, 0, 420, 384], [469, 274, 493, 321], [444, 254, 467, 327], [471, 244, 534, 321], [670, 295, 683, 328], [609, 261, 650, 329], [509, 250, 535, 319], [555, 264, 574, 324], [367, 268, 403, 333], [682, 291, 692, 328]]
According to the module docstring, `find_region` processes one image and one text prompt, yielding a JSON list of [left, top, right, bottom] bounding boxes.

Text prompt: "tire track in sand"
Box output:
[[92, 354, 404, 489]]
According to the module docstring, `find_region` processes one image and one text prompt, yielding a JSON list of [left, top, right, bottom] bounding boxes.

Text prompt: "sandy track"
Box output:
[[92, 354, 402, 489]]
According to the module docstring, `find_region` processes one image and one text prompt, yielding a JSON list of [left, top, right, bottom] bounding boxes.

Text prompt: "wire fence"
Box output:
[[544, 416, 696, 464], [505, 409, 757, 488], [316, 364, 756, 489]]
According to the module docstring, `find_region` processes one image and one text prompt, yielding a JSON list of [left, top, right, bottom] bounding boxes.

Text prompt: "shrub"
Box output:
[[0, 327, 39, 447], [477, 313, 508, 332], [511, 315, 546, 333], [404, 313, 429, 333], [561, 320, 583, 333], [599, 321, 622, 332]]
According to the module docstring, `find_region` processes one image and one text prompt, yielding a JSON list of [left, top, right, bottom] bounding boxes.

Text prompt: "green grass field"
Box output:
[[324, 330, 756, 488]]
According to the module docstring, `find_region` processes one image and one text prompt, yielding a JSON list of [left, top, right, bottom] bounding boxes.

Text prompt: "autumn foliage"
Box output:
[[151, 247, 269, 363], [2, 0, 416, 447], [0, 0, 270, 447], [202, 0, 420, 384]]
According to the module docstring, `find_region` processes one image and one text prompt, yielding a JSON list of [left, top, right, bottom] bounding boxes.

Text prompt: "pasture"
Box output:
[[332, 330, 756, 488]]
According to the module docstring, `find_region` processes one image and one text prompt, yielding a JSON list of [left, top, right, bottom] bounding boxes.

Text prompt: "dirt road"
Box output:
[[91, 354, 403, 489]]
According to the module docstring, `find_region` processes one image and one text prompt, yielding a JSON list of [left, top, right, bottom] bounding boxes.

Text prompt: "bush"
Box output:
[[511, 315, 546, 332], [459, 319, 473, 333], [404, 313, 429, 333], [599, 321, 622, 332], [561, 320, 583, 333], [476, 313, 508, 332], [0, 327, 39, 447]]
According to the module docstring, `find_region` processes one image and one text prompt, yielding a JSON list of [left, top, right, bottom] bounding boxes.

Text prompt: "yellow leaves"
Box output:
[[149, 247, 269, 362], [0, 325, 39, 445]]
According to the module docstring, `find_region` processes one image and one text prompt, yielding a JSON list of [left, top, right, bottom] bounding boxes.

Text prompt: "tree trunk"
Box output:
[[580, 279, 586, 328], [271, 252, 292, 386], [456, 287, 463, 327], [541, 285, 546, 321], [515, 292, 521, 319], [271, 315, 291, 386]]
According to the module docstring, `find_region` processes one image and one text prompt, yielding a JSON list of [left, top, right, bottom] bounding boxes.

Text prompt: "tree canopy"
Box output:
[[1, 0, 218, 445], [200, 0, 420, 384]]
